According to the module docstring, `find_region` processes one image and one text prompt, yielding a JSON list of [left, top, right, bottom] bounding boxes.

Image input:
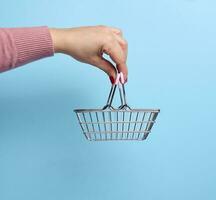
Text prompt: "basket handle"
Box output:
[[103, 72, 130, 110]]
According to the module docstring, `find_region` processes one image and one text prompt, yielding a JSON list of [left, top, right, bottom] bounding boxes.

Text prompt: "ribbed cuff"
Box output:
[[8, 26, 54, 67]]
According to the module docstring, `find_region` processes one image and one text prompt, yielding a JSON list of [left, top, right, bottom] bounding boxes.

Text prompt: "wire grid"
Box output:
[[74, 109, 159, 141]]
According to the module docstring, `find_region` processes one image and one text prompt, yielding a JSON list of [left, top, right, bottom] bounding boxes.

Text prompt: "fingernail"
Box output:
[[109, 76, 115, 84]]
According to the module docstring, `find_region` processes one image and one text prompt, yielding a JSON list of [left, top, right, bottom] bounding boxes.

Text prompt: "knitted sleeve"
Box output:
[[0, 26, 54, 73]]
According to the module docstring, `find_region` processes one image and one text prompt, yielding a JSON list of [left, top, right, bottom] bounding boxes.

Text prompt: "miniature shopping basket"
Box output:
[[74, 72, 160, 141]]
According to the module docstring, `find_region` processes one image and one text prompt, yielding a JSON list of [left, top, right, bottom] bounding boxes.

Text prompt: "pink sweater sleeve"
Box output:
[[0, 26, 54, 73]]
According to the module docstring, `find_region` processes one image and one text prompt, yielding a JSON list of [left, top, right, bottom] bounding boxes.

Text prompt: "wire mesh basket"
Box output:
[[74, 73, 160, 141]]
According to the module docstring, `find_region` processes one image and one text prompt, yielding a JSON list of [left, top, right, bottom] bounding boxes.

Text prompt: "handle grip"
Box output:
[[103, 72, 130, 110], [113, 72, 125, 85]]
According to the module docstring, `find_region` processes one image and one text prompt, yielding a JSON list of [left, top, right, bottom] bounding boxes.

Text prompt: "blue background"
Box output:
[[0, 0, 216, 199]]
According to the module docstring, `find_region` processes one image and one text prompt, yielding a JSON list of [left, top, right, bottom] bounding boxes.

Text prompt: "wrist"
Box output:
[[49, 28, 65, 53]]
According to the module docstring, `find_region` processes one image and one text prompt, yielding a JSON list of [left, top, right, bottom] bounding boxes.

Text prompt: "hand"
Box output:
[[49, 25, 128, 83]]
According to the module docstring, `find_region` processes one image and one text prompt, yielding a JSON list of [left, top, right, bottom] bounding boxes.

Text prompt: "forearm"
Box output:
[[0, 26, 54, 73]]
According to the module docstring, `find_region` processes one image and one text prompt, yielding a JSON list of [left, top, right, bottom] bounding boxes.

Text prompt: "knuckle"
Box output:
[[122, 39, 128, 47], [113, 27, 123, 35], [117, 28, 123, 35]]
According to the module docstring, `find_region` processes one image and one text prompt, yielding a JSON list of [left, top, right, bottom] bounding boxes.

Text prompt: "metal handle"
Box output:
[[103, 72, 131, 110]]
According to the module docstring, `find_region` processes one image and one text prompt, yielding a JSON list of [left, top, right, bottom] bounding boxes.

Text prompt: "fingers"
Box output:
[[110, 27, 123, 36], [90, 25, 128, 83], [102, 41, 128, 82], [110, 27, 128, 59], [105, 27, 128, 82], [113, 34, 128, 60]]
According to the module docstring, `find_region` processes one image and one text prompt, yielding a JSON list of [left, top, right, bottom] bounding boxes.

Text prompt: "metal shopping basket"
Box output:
[[74, 72, 160, 141]]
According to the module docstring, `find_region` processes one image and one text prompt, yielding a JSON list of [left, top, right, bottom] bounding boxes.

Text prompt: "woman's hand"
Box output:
[[49, 25, 128, 83]]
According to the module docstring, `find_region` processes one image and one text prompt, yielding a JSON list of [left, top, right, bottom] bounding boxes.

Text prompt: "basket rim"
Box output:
[[74, 108, 160, 113]]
